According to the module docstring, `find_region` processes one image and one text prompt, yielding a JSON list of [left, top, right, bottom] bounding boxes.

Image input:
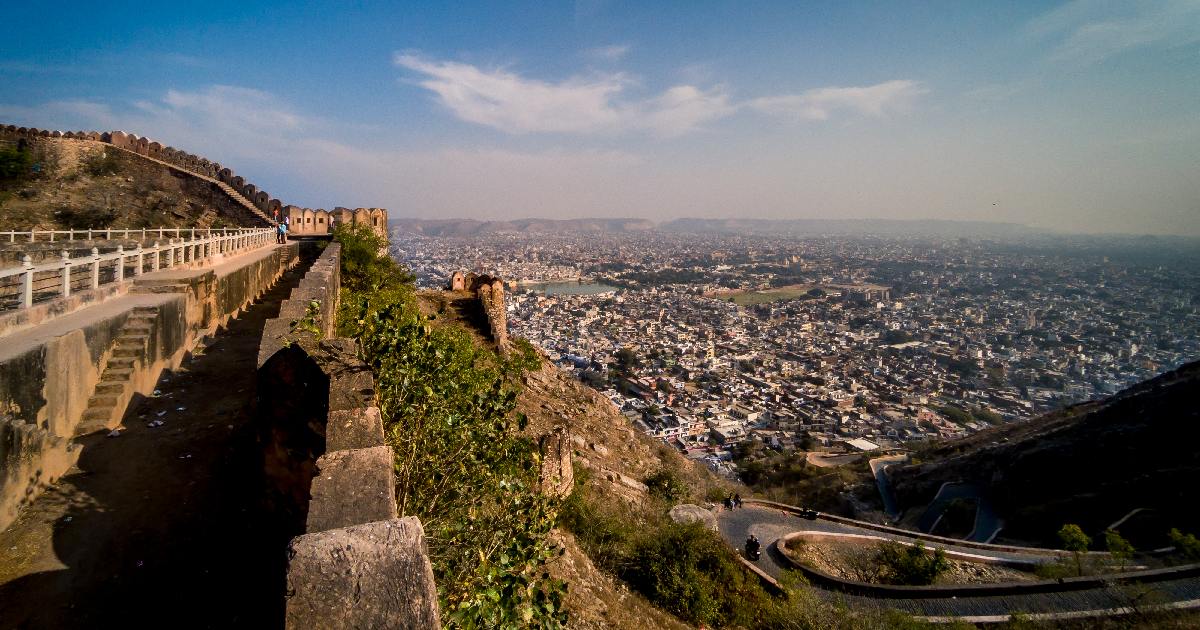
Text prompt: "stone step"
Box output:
[[103, 367, 133, 379], [112, 347, 141, 358], [88, 393, 120, 408], [124, 325, 154, 335], [82, 406, 114, 422], [116, 335, 149, 348], [107, 357, 137, 370], [94, 381, 126, 395]]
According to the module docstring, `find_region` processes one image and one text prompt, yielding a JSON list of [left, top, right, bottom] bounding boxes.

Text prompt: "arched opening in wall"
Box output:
[[256, 345, 330, 537]]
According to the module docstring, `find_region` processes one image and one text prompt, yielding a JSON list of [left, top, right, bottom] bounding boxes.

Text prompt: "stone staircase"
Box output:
[[75, 306, 159, 436], [105, 143, 277, 227]]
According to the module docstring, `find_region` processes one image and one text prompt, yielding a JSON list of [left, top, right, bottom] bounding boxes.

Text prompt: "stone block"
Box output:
[[327, 406, 385, 451], [306, 446, 397, 533], [285, 517, 440, 629]]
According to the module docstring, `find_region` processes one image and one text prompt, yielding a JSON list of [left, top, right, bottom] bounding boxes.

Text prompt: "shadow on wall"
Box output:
[[257, 344, 330, 532]]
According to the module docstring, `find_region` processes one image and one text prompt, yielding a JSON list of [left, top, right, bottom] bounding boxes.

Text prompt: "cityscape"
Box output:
[[396, 227, 1200, 476]]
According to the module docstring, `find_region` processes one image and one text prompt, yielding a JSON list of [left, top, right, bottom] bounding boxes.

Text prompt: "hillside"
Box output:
[[0, 136, 264, 230], [889, 360, 1200, 547], [389, 217, 656, 236]]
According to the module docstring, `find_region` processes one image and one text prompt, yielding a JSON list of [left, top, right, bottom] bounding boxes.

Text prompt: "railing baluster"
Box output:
[[21, 255, 33, 308], [152, 241, 160, 271], [91, 247, 100, 290], [61, 250, 71, 298], [136, 244, 144, 276], [116, 245, 125, 283]]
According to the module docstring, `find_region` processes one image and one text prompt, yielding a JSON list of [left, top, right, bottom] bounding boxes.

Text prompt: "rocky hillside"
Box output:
[[890, 360, 1200, 547], [0, 137, 264, 230], [417, 287, 728, 629]]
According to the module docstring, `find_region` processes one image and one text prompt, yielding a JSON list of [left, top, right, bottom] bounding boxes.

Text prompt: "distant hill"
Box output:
[[658, 217, 1043, 238], [389, 217, 655, 236], [889, 361, 1200, 547], [388, 216, 1044, 238]]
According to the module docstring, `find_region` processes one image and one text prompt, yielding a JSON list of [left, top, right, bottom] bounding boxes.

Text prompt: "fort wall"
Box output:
[[256, 243, 439, 629], [2, 124, 389, 238]]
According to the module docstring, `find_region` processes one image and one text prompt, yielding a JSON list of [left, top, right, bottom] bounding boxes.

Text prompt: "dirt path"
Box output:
[[0, 251, 314, 629]]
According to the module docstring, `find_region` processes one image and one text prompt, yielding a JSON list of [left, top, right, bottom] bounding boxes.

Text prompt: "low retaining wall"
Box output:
[[774, 530, 1200, 598], [0, 243, 298, 530], [256, 243, 440, 629], [744, 499, 1097, 558]]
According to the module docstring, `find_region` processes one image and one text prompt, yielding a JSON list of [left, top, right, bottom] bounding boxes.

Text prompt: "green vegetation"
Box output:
[[334, 223, 565, 628], [644, 468, 688, 503], [0, 145, 33, 180], [1104, 530, 1135, 570], [727, 285, 817, 305], [933, 404, 1003, 426], [875, 541, 950, 586], [82, 150, 121, 177], [1058, 523, 1092, 576], [562, 473, 946, 629], [1168, 528, 1200, 561]]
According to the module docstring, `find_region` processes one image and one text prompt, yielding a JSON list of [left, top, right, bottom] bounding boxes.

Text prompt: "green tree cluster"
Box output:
[[875, 541, 949, 586]]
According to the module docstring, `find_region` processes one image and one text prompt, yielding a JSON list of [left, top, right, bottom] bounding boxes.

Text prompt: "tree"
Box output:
[[1058, 523, 1092, 576], [614, 347, 640, 374], [1104, 530, 1135, 570], [1168, 528, 1200, 561]]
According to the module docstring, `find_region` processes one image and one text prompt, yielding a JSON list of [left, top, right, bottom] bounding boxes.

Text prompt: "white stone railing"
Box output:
[[0, 228, 275, 310], [0, 227, 262, 244]]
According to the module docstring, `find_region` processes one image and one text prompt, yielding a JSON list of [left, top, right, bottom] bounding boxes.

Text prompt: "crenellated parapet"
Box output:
[[283, 205, 388, 239]]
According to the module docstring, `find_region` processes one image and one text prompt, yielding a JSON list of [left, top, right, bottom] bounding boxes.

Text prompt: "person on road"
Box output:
[[734, 493, 743, 508], [745, 535, 760, 559]]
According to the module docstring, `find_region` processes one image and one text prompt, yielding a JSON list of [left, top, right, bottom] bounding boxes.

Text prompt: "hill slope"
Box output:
[[890, 360, 1200, 546], [0, 137, 264, 230]]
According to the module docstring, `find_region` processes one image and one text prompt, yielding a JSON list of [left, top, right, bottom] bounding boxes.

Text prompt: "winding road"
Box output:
[[717, 503, 1200, 621]]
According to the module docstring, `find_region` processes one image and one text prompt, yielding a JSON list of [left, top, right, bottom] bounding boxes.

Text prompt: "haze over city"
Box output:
[[2, 0, 1198, 235]]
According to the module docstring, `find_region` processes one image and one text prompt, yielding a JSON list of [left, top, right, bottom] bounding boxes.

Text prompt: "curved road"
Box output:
[[717, 504, 1200, 619]]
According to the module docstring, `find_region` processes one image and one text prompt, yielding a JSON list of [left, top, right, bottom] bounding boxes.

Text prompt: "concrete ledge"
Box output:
[[285, 517, 440, 630], [0, 282, 129, 338], [306, 445, 398, 534]]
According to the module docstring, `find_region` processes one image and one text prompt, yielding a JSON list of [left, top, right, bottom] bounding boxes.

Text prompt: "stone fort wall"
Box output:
[[1, 124, 388, 237]]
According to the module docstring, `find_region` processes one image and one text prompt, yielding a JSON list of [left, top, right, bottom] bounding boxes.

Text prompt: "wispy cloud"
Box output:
[[586, 44, 631, 62], [1029, 0, 1200, 65], [747, 80, 927, 121], [395, 52, 923, 136]]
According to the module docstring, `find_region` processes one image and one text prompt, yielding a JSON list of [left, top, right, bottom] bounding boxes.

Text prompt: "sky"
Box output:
[[1, 1, 1198, 235]]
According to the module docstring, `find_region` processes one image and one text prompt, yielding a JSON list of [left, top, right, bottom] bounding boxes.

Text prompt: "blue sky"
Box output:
[[2, 1, 1198, 234]]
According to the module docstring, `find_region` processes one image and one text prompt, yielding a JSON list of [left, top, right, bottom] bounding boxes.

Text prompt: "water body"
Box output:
[[522, 281, 618, 296]]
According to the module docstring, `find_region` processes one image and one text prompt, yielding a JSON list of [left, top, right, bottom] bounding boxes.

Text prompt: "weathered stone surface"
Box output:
[[306, 445, 397, 534], [669, 504, 719, 531], [538, 426, 574, 498], [326, 406, 384, 451], [285, 517, 440, 630]]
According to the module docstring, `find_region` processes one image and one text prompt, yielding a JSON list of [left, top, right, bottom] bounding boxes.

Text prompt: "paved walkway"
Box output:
[[0, 251, 313, 629], [717, 504, 1200, 619]]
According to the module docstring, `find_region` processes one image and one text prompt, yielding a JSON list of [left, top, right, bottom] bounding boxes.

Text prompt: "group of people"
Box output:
[[269, 208, 336, 244], [722, 493, 743, 510]]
